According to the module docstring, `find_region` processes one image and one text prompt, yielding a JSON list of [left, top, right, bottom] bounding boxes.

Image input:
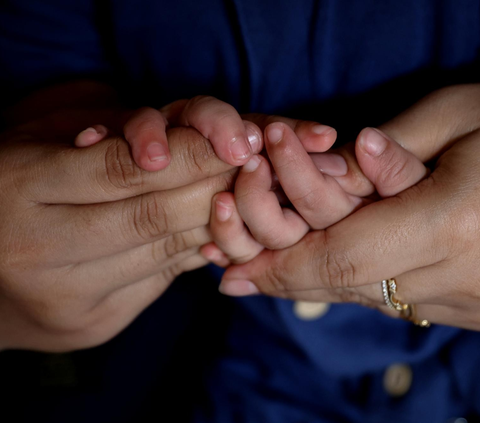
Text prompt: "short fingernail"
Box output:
[[219, 280, 260, 296], [360, 128, 388, 157], [215, 200, 233, 222], [311, 153, 348, 176], [246, 126, 260, 151], [267, 124, 284, 145], [312, 124, 335, 136], [231, 137, 251, 161], [242, 155, 261, 173], [147, 143, 168, 162], [80, 127, 98, 135]]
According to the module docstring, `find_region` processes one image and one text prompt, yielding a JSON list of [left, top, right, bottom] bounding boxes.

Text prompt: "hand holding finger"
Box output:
[[162, 96, 259, 166], [200, 192, 264, 266]]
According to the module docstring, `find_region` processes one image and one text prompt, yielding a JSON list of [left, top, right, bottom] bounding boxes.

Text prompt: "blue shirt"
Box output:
[[1, 1, 480, 422]]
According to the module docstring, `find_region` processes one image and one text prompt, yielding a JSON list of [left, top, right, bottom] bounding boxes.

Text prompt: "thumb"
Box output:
[[355, 127, 428, 198]]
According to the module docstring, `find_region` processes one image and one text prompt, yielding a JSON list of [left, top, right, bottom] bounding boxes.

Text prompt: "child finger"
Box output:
[[265, 123, 362, 229], [235, 155, 310, 249], [207, 192, 264, 264], [123, 107, 171, 172]]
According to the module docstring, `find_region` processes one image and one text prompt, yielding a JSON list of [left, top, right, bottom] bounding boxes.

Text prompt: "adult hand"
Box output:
[[76, 96, 338, 172], [220, 84, 480, 331], [0, 109, 243, 352]]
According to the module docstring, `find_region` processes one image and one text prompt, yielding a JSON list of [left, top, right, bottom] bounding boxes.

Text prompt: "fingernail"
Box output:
[[312, 124, 335, 136], [147, 143, 168, 162], [215, 200, 233, 222], [231, 137, 251, 161], [267, 125, 283, 145], [219, 280, 260, 296], [360, 128, 388, 157], [311, 153, 348, 176], [246, 126, 260, 151], [242, 155, 261, 173], [80, 127, 98, 135]]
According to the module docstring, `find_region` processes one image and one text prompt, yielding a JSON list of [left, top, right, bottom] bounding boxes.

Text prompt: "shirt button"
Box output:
[[293, 301, 330, 320], [383, 363, 413, 397]]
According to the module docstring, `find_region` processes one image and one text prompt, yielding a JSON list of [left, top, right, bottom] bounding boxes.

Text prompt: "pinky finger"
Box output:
[[75, 124, 109, 147]]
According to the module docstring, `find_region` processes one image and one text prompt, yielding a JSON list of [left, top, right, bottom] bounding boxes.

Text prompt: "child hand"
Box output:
[[74, 97, 337, 172], [201, 125, 428, 275]]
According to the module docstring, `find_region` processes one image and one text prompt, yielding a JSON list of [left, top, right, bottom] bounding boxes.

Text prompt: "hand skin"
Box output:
[[0, 83, 264, 352], [75, 96, 339, 172], [202, 126, 427, 268], [218, 84, 480, 331]]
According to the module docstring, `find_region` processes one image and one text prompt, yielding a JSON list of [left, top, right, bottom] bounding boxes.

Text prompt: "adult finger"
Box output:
[[265, 122, 362, 229], [13, 127, 235, 204], [69, 227, 211, 299], [34, 171, 235, 264], [74, 253, 210, 349], [379, 84, 480, 161], [235, 154, 310, 249], [123, 107, 171, 172]]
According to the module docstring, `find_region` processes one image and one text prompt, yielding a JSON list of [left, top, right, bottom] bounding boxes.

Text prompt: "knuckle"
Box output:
[[130, 193, 171, 241], [163, 232, 189, 259], [102, 138, 144, 191], [260, 253, 291, 294], [254, 228, 287, 250], [291, 188, 323, 215], [376, 153, 410, 189], [317, 231, 356, 289], [174, 127, 218, 178]]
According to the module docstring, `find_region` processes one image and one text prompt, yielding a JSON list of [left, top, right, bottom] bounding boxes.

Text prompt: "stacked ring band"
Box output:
[[381, 278, 430, 328]]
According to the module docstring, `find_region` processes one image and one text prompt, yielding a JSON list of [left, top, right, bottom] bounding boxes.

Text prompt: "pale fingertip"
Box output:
[[82, 127, 99, 135], [359, 128, 388, 157], [266, 124, 284, 145], [311, 153, 348, 176], [230, 136, 251, 161], [75, 127, 102, 147], [218, 279, 261, 296], [215, 200, 234, 222], [242, 155, 261, 173]]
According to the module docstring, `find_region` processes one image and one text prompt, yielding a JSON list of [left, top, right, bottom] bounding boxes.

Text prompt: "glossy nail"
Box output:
[[310, 153, 348, 176], [231, 137, 251, 161], [360, 128, 389, 157], [312, 124, 335, 136], [147, 143, 168, 162], [242, 155, 261, 173], [267, 125, 284, 145], [215, 200, 233, 222], [246, 126, 260, 151]]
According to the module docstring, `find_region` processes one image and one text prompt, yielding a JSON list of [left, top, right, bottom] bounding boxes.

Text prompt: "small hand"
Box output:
[[217, 84, 480, 331]]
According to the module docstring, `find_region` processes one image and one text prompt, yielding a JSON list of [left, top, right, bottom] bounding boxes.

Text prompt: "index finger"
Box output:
[[14, 126, 236, 204]]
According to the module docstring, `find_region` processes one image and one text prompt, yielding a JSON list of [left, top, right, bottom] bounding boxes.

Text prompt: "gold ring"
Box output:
[[381, 278, 430, 328]]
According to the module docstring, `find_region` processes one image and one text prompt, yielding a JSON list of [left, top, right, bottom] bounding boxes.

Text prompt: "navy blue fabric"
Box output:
[[1, 1, 480, 422]]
